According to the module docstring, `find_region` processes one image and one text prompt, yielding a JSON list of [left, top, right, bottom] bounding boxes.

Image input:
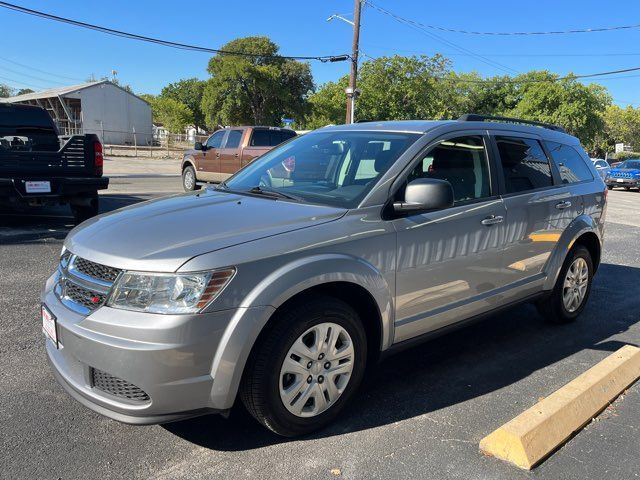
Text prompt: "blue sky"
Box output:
[[2, 0, 640, 106]]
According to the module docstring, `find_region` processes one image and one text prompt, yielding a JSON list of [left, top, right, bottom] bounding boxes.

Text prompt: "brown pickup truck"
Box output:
[[181, 126, 296, 190]]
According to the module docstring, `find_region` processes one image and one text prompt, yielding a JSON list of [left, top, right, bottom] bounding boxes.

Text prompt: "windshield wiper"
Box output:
[[215, 181, 228, 190], [247, 186, 303, 201]]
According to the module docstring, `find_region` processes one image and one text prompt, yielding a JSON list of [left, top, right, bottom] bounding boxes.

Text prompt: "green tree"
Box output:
[[146, 96, 193, 133], [506, 72, 611, 150], [200, 36, 314, 127], [161, 78, 206, 131], [0, 83, 14, 98], [16, 88, 34, 96], [603, 105, 640, 151]]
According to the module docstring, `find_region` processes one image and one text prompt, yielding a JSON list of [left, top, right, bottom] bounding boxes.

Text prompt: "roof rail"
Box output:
[[457, 114, 566, 133]]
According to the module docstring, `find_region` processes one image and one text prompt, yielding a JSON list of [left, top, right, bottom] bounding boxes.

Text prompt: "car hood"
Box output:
[[65, 189, 347, 272], [610, 168, 640, 175]]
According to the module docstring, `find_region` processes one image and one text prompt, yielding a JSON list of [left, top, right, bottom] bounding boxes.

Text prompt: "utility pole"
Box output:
[[345, 0, 362, 124]]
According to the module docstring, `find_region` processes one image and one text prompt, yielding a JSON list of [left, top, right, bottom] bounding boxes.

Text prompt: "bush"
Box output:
[[614, 151, 640, 161]]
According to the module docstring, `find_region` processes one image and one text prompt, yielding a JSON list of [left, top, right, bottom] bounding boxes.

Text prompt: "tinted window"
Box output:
[[408, 136, 491, 203], [546, 141, 594, 184], [225, 130, 243, 149], [250, 129, 270, 147], [595, 160, 609, 169], [620, 160, 640, 169], [206, 130, 225, 148], [496, 136, 553, 193]]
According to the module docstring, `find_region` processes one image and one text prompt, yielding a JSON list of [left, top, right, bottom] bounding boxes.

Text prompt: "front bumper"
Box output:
[[606, 177, 640, 187], [41, 274, 266, 424]]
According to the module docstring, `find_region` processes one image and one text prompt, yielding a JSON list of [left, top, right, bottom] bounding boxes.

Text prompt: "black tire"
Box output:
[[240, 296, 367, 437], [536, 245, 593, 324], [70, 195, 99, 225], [625, 186, 631, 191], [607, 185, 613, 190], [182, 165, 199, 191]]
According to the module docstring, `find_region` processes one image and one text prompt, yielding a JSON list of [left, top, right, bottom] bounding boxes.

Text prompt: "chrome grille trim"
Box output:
[[55, 254, 121, 315]]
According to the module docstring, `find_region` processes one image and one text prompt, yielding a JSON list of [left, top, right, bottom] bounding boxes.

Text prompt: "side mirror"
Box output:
[[394, 178, 454, 214], [194, 141, 204, 151]]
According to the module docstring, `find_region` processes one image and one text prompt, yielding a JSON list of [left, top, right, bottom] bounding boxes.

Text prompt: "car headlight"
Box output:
[[107, 268, 235, 314]]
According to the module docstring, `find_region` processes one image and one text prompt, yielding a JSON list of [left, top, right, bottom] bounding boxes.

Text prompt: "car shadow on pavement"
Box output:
[[164, 262, 640, 451], [0, 194, 155, 244]]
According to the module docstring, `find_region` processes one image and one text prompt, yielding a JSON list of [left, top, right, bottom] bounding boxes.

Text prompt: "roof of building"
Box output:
[[0, 80, 150, 105]]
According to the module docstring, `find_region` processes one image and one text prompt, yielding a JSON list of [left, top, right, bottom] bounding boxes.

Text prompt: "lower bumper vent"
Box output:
[[91, 368, 150, 402]]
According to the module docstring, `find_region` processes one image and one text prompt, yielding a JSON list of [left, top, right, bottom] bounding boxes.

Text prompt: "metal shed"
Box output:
[[0, 81, 152, 146]]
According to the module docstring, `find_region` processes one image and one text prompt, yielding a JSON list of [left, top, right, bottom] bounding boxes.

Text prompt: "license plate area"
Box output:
[[42, 304, 58, 348], [617, 178, 625, 183], [26, 180, 51, 193]]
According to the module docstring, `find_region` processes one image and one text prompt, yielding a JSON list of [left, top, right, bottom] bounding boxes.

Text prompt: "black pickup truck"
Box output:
[[0, 103, 108, 224]]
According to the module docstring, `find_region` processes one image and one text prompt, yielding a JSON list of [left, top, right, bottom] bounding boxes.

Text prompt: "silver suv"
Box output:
[[42, 116, 606, 436]]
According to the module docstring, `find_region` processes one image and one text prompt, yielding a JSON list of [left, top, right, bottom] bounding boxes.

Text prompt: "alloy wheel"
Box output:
[[562, 257, 589, 313]]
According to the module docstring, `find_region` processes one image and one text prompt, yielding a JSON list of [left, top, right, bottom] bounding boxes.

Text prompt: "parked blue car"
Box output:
[[605, 159, 640, 191]]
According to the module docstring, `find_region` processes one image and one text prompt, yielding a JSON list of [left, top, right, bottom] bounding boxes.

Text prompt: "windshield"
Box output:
[[620, 160, 640, 169], [223, 130, 420, 208]]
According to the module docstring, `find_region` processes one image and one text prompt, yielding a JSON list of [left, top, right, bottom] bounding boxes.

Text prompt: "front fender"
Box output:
[[208, 254, 393, 409], [542, 214, 602, 291]]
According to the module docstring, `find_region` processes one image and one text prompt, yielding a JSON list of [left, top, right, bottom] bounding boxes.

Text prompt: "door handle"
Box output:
[[481, 215, 504, 226], [234, 153, 239, 157], [215, 153, 220, 158], [555, 200, 572, 210]]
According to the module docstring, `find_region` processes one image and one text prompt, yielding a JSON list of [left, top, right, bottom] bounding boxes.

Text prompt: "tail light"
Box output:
[[94, 140, 104, 176]]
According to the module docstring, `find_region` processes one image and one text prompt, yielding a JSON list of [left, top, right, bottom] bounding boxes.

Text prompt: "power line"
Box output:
[[0, 65, 67, 86], [364, 1, 518, 75], [364, 45, 640, 58], [0, 55, 85, 82], [364, 1, 640, 36], [0, 74, 50, 90], [0, 1, 350, 62]]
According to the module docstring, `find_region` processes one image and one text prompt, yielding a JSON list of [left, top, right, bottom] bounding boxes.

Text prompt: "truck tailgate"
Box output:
[[0, 136, 94, 178]]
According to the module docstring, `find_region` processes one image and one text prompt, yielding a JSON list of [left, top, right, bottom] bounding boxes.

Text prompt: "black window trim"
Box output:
[[387, 129, 500, 214], [488, 131, 564, 198]]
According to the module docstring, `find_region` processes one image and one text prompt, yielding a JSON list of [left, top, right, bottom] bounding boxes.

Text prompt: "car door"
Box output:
[[393, 132, 509, 343], [218, 128, 244, 175], [199, 130, 226, 181], [490, 133, 574, 292]]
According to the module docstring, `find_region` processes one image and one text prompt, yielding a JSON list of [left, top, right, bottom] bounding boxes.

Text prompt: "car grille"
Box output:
[[64, 282, 106, 311], [91, 368, 150, 402], [74, 257, 121, 283], [611, 171, 633, 178], [56, 254, 121, 314]]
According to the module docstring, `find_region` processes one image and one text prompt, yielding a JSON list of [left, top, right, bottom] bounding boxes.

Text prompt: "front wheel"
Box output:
[[607, 185, 613, 190], [536, 245, 593, 324], [240, 296, 367, 437], [182, 165, 199, 191]]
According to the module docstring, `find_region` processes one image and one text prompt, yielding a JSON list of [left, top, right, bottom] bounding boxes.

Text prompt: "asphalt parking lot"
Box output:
[[1, 166, 639, 479]]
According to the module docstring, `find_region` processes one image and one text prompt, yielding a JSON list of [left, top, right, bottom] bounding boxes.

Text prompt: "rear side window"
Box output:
[[250, 129, 296, 147], [224, 130, 243, 149], [495, 136, 553, 193], [546, 141, 594, 184], [250, 129, 270, 147]]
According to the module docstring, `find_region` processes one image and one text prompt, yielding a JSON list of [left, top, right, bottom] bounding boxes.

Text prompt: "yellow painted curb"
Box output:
[[480, 345, 640, 470]]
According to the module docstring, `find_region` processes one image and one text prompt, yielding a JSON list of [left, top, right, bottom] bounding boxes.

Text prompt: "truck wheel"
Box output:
[[182, 165, 199, 191], [240, 296, 367, 437], [536, 245, 593, 324], [71, 195, 99, 225]]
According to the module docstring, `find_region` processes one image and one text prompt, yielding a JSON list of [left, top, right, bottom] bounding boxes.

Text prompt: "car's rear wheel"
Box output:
[[182, 165, 199, 191], [536, 245, 593, 324], [240, 296, 367, 437]]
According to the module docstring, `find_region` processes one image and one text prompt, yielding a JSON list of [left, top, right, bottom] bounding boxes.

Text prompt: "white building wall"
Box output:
[[65, 83, 153, 145]]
